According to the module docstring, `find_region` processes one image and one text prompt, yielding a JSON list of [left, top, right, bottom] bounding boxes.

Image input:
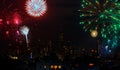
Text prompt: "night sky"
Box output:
[[0, 0, 97, 50]]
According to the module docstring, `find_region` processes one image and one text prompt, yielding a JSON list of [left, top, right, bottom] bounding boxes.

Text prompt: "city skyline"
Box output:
[[0, 0, 98, 54]]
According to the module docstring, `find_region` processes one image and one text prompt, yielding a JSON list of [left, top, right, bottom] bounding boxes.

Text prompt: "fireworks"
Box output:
[[0, 0, 17, 17], [79, 0, 120, 32], [25, 0, 47, 17], [20, 26, 29, 36], [79, 0, 120, 48], [20, 26, 29, 47], [13, 12, 22, 25], [101, 23, 120, 48]]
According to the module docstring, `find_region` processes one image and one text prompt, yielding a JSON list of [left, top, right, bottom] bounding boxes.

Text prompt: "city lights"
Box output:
[[54, 65, 57, 69], [9, 55, 18, 60], [89, 63, 94, 67], [58, 65, 62, 69], [0, 1, 120, 70]]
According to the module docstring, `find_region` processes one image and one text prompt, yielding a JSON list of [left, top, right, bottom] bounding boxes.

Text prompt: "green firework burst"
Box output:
[[79, 0, 120, 32]]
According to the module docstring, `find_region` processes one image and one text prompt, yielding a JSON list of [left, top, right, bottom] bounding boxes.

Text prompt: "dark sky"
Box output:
[[0, 0, 97, 49], [42, 0, 97, 48]]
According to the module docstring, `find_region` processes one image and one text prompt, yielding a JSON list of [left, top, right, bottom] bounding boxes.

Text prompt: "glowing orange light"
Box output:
[[91, 30, 98, 38], [58, 65, 61, 69], [89, 63, 94, 67], [91, 49, 95, 53], [50, 65, 54, 69], [54, 65, 57, 69]]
